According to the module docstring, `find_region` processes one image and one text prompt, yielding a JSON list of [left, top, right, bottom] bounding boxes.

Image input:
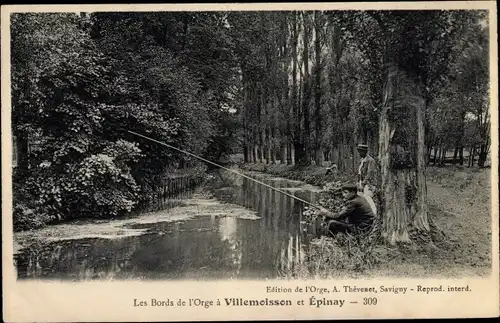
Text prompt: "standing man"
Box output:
[[356, 144, 376, 197], [356, 143, 377, 215]]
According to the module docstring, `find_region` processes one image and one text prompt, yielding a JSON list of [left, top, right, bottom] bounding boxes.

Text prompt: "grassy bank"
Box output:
[[240, 163, 355, 187], [241, 163, 493, 278]]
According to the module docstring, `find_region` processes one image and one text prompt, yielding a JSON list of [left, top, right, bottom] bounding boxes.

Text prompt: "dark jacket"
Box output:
[[327, 195, 375, 232]]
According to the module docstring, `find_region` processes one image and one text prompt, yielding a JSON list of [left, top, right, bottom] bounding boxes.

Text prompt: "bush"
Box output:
[[13, 202, 56, 232], [13, 140, 143, 230]]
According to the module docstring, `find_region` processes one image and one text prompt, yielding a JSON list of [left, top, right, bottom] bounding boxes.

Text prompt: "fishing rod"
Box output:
[[126, 130, 323, 210]]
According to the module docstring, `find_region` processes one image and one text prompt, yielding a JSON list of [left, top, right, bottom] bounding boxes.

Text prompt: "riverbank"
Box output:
[[239, 163, 354, 187], [13, 166, 208, 232], [241, 163, 493, 278], [13, 193, 260, 255], [12, 163, 492, 279]]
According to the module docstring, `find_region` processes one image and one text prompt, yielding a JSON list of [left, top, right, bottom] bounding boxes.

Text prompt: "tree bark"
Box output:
[[291, 12, 305, 165], [413, 91, 430, 235], [300, 12, 311, 166], [314, 11, 322, 166], [378, 63, 431, 245]]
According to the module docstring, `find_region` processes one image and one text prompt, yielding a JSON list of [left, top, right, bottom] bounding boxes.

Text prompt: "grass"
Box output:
[[278, 234, 385, 280], [240, 162, 354, 187], [242, 162, 493, 278]]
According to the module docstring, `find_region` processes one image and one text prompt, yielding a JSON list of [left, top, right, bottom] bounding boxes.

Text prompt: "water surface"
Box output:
[[14, 170, 322, 280]]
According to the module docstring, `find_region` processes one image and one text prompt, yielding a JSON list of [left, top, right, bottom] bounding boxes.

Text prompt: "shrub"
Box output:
[[14, 140, 143, 229], [13, 202, 56, 231]]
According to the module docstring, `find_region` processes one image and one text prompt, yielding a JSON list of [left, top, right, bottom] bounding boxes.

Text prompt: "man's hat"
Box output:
[[341, 184, 358, 192], [356, 143, 368, 151]]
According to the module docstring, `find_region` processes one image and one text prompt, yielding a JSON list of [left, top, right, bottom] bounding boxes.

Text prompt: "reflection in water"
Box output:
[[15, 171, 322, 280], [218, 217, 242, 274]]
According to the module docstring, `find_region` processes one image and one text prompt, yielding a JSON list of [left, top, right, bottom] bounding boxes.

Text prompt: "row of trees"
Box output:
[[228, 10, 490, 244], [231, 11, 373, 171], [232, 11, 490, 171]]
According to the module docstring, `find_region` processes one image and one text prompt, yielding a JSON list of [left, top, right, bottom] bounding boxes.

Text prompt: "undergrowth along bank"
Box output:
[[239, 163, 356, 187], [13, 165, 209, 232]]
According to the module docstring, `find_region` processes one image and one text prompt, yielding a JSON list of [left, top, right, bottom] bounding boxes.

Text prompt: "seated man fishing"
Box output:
[[316, 184, 377, 237]]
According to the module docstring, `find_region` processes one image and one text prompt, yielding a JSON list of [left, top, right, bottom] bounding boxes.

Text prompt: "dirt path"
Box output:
[[426, 167, 492, 271]]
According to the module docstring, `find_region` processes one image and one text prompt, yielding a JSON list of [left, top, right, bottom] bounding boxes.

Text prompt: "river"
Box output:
[[14, 169, 324, 281]]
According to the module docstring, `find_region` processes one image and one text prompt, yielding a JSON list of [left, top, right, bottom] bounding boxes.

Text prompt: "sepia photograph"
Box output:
[[2, 2, 498, 321]]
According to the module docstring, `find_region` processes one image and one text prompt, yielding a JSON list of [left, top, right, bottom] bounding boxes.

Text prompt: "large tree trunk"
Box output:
[[378, 63, 431, 245], [413, 90, 430, 236], [298, 12, 311, 166], [291, 12, 305, 166]]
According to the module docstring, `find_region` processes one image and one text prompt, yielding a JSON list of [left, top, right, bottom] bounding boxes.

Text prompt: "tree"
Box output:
[[12, 12, 242, 229], [333, 10, 480, 244], [11, 13, 146, 226], [313, 11, 325, 166]]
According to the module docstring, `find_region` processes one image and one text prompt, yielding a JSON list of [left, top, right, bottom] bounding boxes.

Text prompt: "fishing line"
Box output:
[[126, 130, 323, 210]]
